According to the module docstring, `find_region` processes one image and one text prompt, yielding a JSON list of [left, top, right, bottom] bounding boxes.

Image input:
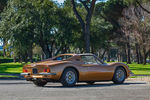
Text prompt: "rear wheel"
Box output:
[[33, 79, 47, 87], [86, 81, 95, 85], [113, 67, 126, 84], [61, 68, 78, 87]]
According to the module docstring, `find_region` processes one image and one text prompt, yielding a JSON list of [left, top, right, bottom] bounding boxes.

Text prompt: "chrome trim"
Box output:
[[21, 73, 30, 76], [39, 73, 56, 75], [21, 73, 56, 76]]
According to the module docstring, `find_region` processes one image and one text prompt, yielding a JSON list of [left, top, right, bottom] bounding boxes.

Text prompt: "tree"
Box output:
[[125, 0, 150, 14], [71, 0, 97, 53], [0, 0, 37, 62], [0, 0, 80, 61], [117, 3, 150, 64], [0, 0, 8, 57], [0, 0, 8, 13]]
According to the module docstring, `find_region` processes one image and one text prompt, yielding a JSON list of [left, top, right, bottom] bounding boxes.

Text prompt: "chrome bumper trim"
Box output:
[[20, 73, 30, 76], [39, 73, 56, 75], [21, 73, 56, 76]]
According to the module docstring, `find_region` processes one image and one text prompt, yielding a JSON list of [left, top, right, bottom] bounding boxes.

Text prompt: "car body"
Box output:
[[21, 53, 131, 87]]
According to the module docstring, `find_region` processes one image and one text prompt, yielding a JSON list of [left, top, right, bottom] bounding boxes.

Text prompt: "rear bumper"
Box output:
[[20, 73, 56, 76], [21, 73, 30, 76]]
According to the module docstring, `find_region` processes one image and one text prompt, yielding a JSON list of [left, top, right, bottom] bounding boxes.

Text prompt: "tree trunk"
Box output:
[[143, 47, 146, 65], [28, 48, 33, 63], [107, 50, 111, 62], [123, 47, 127, 62], [126, 42, 131, 64], [139, 50, 143, 64], [84, 23, 90, 53], [71, 0, 96, 53], [101, 49, 106, 59], [3, 39, 6, 57], [143, 49, 150, 65], [135, 44, 140, 64], [13, 56, 16, 63], [40, 43, 51, 59]]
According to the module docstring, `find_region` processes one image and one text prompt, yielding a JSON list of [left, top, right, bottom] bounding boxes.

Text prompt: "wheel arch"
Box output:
[[114, 66, 128, 78], [60, 66, 79, 81]]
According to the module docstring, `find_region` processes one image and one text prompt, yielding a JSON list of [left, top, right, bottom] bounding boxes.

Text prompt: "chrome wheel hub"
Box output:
[[116, 69, 125, 82], [65, 71, 75, 84]]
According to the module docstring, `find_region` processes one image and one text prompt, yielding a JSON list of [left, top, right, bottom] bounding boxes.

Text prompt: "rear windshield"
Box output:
[[53, 55, 73, 61]]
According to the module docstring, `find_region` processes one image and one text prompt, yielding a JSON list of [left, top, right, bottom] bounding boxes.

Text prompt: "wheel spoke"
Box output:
[[116, 69, 125, 82], [65, 71, 75, 84]]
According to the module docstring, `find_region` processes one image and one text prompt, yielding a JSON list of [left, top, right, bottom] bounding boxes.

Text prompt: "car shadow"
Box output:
[[44, 82, 147, 88]]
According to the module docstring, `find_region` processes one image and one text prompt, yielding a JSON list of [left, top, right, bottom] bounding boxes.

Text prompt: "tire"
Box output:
[[33, 79, 47, 87], [86, 81, 95, 85], [112, 67, 126, 84], [60, 68, 78, 87]]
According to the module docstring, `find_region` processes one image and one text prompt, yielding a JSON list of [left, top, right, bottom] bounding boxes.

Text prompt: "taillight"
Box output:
[[23, 69, 28, 72], [44, 69, 47, 72], [43, 68, 50, 72], [47, 68, 50, 73]]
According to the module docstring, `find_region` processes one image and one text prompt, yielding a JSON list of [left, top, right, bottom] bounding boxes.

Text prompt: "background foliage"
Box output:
[[0, 0, 150, 65]]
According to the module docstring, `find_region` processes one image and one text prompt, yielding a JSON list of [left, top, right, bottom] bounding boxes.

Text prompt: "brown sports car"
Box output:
[[21, 54, 131, 87]]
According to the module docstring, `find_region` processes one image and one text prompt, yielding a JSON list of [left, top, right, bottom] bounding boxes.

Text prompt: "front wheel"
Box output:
[[61, 68, 78, 87], [112, 67, 126, 84], [33, 79, 47, 87]]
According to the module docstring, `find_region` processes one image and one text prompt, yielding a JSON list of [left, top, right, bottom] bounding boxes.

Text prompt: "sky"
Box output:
[[55, 0, 107, 3], [54, 0, 64, 3]]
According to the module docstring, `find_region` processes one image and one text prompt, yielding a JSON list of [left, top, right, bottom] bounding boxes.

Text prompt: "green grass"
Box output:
[[0, 62, 24, 74], [128, 63, 150, 75], [0, 75, 18, 78]]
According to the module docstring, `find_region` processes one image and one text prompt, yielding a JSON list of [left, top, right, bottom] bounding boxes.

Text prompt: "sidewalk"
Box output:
[[127, 75, 150, 82]]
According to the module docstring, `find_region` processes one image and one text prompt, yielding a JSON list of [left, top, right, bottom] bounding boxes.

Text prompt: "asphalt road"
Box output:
[[0, 80, 150, 100]]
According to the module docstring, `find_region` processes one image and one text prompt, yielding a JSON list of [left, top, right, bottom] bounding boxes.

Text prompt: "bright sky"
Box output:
[[54, 0, 64, 3], [55, 0, 107, 4]]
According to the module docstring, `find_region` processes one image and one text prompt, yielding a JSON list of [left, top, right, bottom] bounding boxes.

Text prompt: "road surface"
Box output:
[[0, 80, 150, 100]]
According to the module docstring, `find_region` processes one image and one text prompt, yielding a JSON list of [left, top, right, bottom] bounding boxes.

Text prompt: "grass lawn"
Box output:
[[0, 62, 24, 74], [0, 75, 18, 78], [128, 63, 150, 75]]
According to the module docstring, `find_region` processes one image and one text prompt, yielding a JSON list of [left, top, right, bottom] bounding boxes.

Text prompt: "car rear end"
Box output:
[[21, 64, 56, 81]]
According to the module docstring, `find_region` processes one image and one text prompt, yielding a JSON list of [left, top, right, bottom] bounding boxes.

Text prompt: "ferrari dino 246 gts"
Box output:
[[21, 54, 131, 87]]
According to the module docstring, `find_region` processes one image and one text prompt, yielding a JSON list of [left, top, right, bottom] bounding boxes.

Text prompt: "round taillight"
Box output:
[[44, 69, 47, 72], [47, 68, 50, 73], [44, 68, 50, 72], [23, 69, 28, 72]]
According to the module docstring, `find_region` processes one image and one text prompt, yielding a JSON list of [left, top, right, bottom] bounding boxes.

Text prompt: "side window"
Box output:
[[81, 56, 98, 64], [54, 55, 72, 61]]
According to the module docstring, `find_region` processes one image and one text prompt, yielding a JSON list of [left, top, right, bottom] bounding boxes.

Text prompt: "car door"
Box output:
[[80, 55, 113, 81]]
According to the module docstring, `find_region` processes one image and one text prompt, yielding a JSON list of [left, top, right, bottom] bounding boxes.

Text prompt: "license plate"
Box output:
[[33, 78, 37, 80]]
